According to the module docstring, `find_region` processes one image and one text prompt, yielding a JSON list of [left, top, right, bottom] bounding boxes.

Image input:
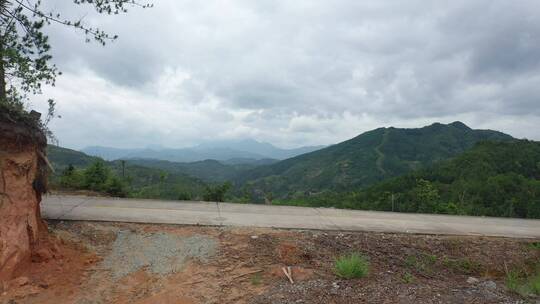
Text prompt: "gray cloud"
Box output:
[[31, 0, 540, 149]]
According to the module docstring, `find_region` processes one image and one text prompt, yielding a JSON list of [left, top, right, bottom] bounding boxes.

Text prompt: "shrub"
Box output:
[[59, 164, 84, 188], [104, 176, 127, 197], [177, 192, 192, 201], [203, 182, 232, 202], [334, 253, 369, 279], [83, 160, 110, 191]]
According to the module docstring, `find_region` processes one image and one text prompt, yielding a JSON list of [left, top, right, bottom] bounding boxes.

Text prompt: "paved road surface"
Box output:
[[41, 195, 540, 239]]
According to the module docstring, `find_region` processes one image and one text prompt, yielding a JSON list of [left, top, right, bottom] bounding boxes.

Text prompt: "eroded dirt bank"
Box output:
[[0, 116, 51, 282], [1, 221, 538, 304]]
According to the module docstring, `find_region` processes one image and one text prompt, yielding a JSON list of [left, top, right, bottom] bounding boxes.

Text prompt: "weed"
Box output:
[[251, 272, 262, 285], [528, 242, 540, 250], [506, 269, 521, 293], [402, 271, 415, 284], [505, 266, 540, 297], [405, 253, 437, 274], [529, 273, 540, 294], [442, 257, 481, 274], [334, 253, 370, 279]]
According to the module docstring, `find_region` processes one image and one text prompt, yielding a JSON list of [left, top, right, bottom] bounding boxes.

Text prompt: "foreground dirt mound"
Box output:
[[0, 114, 49, 281]]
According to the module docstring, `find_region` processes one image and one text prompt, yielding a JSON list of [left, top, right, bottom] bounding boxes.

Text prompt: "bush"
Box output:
[[104, 176, 127, 197], [203, 182, 231, 202], [83, 160, 110, 191], [59, 164, 84, 188], [334, 253, 370, 279], [177, 192, 192, 201]]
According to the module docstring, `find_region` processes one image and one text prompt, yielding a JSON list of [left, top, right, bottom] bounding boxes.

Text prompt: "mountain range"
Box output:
[[47, 121, 540, 218], [51, 121, 516, 200], [82, 139, 324, 163]]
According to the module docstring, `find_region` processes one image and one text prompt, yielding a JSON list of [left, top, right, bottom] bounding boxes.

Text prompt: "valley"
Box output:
[[47, 121, 539, 219]]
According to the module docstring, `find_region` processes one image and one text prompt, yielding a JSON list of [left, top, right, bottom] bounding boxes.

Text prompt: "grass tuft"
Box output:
[[334, 253, 370, 279], [528, 242, 540, 250], [506, 266, 540, 297], [402, 271, 415, 284], [405, 253, 437, 274]]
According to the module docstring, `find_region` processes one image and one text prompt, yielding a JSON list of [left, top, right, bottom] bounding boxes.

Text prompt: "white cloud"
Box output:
[[28, 0, 540, 149]]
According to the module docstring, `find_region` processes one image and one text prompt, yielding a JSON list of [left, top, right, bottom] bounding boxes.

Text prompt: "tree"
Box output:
[[410, 179, 440, 213], [83, 160, 109, 190], [0, 0, 152, 114], [0, 1, 151, 280]]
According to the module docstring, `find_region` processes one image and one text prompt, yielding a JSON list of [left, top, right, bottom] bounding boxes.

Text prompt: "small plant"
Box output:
[[442, 257, 481, 275], [334, 253, 370, 279], [405, 253, 437, 274], [402, 271, 415, 284], [506, 269, 521, 293], [251, 272, 262, 285], [529, 273, 540, 295], [528, 242, 540, 249], [506, 267, 540, 297]]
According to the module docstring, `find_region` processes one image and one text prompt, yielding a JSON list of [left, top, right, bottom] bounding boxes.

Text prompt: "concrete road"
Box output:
[[41, 195, 540, 238]]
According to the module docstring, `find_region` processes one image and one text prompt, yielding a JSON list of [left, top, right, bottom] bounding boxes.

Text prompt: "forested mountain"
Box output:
[[277, 140, 540, 219], [126, 158, 252, 183], [47, 126, 540, 219], [239, 122, 514, 198], [47, 145, 100, 169]]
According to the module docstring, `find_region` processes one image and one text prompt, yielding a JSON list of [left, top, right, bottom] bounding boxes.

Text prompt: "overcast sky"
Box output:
[[31, 0, 540, 149]]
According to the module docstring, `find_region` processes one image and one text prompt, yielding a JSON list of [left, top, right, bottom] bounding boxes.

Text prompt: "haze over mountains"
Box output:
[[82, 139, 324, 163]]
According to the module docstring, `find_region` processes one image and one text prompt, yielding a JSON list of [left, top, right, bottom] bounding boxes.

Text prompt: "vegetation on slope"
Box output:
[[48, 146, 209, 200], [239, 122, 514, 200], [274, 140, 540, 218], [126, 158, 254, 183]]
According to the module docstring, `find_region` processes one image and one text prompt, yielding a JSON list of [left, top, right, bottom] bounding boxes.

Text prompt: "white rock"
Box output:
[[467, 277, 479, 284]]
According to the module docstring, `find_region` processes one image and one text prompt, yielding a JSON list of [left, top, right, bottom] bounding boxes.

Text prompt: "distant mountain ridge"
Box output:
[[82, 139, 324, 163], [238, 121, 515, 198]]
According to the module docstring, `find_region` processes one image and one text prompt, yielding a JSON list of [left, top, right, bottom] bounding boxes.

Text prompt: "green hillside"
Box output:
[[276, 140, 540, 218], [239, 122, 514, 199], [126, 159, 252, 183], [47, 145, 100, 169], [47, 146, 207, 200]]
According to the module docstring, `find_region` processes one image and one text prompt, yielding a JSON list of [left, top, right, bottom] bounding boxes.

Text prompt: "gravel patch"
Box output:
[[101, 230, 217, 279]]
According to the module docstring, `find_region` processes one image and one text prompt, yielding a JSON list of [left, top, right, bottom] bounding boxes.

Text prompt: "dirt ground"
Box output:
[[1, 221, 539, 304]]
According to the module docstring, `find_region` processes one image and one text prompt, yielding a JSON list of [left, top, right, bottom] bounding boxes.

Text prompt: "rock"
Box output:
[[466, 277, 479, 284], [479, 280, 497, 290], [251, 235, 259, 239], [332, 282, 340, 289]]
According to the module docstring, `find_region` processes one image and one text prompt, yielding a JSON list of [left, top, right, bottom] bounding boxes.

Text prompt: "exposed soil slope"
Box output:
[[0, 114, 50, 281]]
